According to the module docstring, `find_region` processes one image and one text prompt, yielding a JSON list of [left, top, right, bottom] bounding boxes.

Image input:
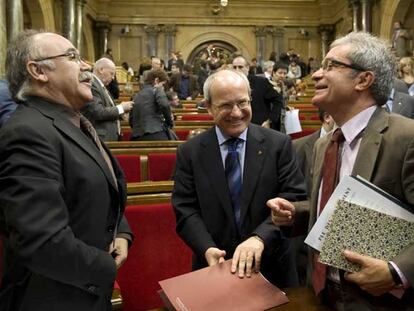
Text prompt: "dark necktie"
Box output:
[[79, 114, 118, 189], [312, 128, 345, 295], [225, 138, 243, 233]]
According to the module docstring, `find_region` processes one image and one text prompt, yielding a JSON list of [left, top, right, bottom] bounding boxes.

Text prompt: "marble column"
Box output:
[[360, 0, 371, 33], [0, 0, 7, 78], [75, 0, 86, 52], [349, 0, 360, 32], [144, 25, 160, 57], [96, 21, 111, 58], [62, 0, 76, 44], [6, 0, 23, 42], [162, 24, 176, 65], [254, 26, 267, 65], [318, 25, 334, 59], [270, 27, 284, 58]]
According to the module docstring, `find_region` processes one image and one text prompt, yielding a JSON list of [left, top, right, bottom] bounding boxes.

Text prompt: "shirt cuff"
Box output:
[[390, 261, 411, 289], [116, 233, 133, 248], [116, 104, 124, 114]]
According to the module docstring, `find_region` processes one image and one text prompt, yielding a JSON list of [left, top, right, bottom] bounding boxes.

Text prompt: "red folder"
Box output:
[[159, 260, 289, 311]]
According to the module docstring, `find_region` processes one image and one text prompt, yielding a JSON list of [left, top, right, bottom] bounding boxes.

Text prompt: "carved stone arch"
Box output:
[[38, 0, 56, 31], [178, 31, 254, 65], [186, 40, 237, 65], [379, 0, 411, 40], [82, 15, 95, 61]]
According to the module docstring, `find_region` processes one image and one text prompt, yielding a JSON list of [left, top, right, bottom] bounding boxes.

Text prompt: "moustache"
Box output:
[[79, 70, 93, 83]]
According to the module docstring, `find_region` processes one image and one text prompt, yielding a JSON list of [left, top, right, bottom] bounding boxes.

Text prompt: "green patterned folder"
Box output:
[[319, 199, 414, 272]]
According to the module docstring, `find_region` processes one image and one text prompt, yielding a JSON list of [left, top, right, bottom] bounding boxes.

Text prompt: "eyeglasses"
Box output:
[[233, 65, 246, 70], [214, 99, 250, 112], [33, 51, 84, 64], [321, 59, 365, 72]]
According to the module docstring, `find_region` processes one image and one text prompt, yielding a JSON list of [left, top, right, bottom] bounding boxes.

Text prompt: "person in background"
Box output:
[[398, 57, 414, 95], [169, 64, 200, 100], [82, 58, 133, 142], [129, 69, 174, 141], [269, 31, 414, 310], [0, 30, 132, 311], [166, 90, 182, 108], [0, 79, 17, 128], [172, 69, 306, 289]]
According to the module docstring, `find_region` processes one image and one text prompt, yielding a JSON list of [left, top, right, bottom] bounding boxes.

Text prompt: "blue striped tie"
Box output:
[[225, 138, 242, 232]]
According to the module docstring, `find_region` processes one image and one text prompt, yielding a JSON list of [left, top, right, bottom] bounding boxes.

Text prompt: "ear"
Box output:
[[205, 100, 214, 115], [27, 61, 49, 82], [355, 71, 374, 91]]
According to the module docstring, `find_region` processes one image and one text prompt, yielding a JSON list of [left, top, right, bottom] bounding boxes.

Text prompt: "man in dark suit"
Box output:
[[0, 30, 132, 311], [0, 79, 17, 128], [269, 32, 414, 309], [232, 56, 281, 126], [169, 64, 199, 100], [82, 57, 133, 141], [172, 69, 306, 288]]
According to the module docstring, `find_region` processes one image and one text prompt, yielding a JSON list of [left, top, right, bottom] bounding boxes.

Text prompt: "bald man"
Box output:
[[82, 58, 133, 141], [172, 69, 306, 288]]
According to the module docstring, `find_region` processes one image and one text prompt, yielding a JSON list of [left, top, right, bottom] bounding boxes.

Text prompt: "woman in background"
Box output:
[[398, 57, 414, 96], [129, 69, 175, 140]]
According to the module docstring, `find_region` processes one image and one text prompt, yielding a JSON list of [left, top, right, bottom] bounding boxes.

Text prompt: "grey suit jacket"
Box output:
[[0, 97, 131, 311], [309, 107, 414, 308], [129, 84, 173, 139], [172, 124, 307, 287], [82, 76, 121, 142], [392, 91, 414, 119]]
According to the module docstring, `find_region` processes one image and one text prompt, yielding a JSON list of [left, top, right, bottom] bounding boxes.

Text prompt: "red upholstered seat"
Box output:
[[147, 153, 177, 181], [117, 203, 192, 311], [289, 129, 318, 140], [114, 154, 141, 182], [174, 129, 190, 140], [181, 114, 213, 121]]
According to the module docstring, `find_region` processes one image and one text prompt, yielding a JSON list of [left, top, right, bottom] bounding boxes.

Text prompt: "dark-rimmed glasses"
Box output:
[[321, 59, 366, 72], [33, 51, 84, 64], [214, 99, 251, 112]]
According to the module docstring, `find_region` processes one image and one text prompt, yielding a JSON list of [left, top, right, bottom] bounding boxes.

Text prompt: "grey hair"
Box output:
[[94, 57, 115, 73], [6, 29, 56, 102], [203, 69, 251, 102], [263, 60, 275, 71], [330, 31, 396, 106]]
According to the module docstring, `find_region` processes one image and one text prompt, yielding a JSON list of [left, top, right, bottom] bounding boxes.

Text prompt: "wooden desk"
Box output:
[[149, 287, 333, 311]]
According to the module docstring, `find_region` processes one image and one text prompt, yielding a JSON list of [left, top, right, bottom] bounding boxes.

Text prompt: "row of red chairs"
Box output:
[[115, 153, 177, 183]]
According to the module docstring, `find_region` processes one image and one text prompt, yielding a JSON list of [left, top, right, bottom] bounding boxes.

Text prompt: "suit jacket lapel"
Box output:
[[199, 128, 236, 227], [239, 126, 266, 224], [352, 107, 388, 180], [29, 98, 119, 192]]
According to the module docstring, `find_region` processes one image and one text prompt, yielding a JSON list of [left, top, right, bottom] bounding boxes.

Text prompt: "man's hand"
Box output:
[[231, 236, 264, 278], [343, 250, 395, 296], [267, 197, 296, 226], [186, 96, 192, 100], [109, 238, 129, 269], [261, 119, 270, 128], [205, 247, 226, 266], [120, 101, 133, 113]]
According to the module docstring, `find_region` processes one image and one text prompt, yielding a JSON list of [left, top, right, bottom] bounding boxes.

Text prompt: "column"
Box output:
[[96, 21, 111, 58], [75, 0, 86, 52], [62, 0, 76, 44], [162, 25, 176, 64], [254, 26, 267, 65], [318, 25, 334, 59], [270, 27, 284, 58], [349, 0, 360, 32], [6, 0, 23, 42], [144, 25, 160, 57], [360, 0, 371, 33]]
